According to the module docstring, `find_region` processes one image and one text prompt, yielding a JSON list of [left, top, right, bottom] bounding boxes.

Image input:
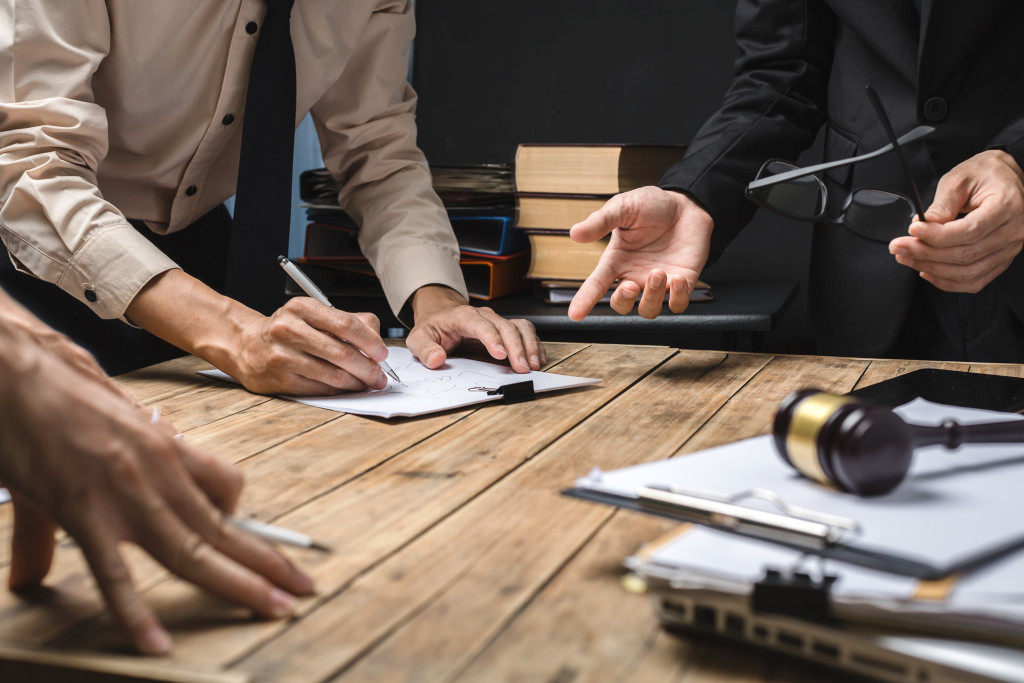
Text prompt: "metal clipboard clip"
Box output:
[[468, 380, 535, 404], [635, 485, 861, 551]]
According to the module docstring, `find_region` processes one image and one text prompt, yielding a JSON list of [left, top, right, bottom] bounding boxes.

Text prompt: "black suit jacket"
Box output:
[[660, 0, 1024, 357]]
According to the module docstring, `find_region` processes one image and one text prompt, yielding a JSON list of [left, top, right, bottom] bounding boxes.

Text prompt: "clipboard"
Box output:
[[565, 398, 1024, 579]]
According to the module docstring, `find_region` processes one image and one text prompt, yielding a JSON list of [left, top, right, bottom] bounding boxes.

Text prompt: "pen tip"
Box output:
[[311, 542, 333, 554], [277, 255, 288, 264]]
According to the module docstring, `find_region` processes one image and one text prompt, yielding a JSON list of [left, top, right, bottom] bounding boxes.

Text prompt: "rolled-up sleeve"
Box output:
[[309, 0, 467, 319], [0, 0, 177, 321]]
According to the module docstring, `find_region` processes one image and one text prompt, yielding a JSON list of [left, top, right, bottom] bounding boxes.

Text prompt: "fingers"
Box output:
[[406, 332, 449, 369], [354, 311, 381, 337], [667, 276, 692, 314], [260, 301, 388, 392], [143, 514, 305, 622], [106, 486, 311, 635], [905, 205, 1003, 249], [70, 517, 173, 655], [917, 255, 1014, 293], [452, 309, 520, 370], [890, 206, 1024, 292], [610, 272, 692, 317], [8, 495, 56, 590], [637, 270, 668, 319], [569, 260, 622, 321], [513, 318, 546, 369], [294, 300, 386, 362], [491, 314, 532, 373], [154, 440, 314, 599], [906, 246, 1016, 293], [176, 444, 244, 514], [924, 170, 973, 224], [407, 306, 540, 373]]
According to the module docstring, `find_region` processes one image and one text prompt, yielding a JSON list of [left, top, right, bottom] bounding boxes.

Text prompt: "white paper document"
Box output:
[[571, 399, 1024, 577], [200, 346, 600, 418]]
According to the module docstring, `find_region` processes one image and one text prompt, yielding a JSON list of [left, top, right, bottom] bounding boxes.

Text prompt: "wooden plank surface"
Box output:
[[1, 350, 1022, 683]]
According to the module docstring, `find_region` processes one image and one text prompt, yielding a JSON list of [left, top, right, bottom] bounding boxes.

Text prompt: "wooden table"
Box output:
[[1, 344, 1019, 682]]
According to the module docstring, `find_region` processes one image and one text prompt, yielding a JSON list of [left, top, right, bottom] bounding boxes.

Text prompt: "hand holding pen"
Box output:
[[278, 256, 400, 384]]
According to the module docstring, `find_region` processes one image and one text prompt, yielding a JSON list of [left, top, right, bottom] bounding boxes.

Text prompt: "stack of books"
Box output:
[[297, 165, 531, 301], [512, 143, 711, 304]]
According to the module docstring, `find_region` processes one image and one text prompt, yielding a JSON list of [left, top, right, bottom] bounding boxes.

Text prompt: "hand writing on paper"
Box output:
[[125, 269, 391, 397]]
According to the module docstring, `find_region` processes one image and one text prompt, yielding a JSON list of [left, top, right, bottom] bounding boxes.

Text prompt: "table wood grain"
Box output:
[[2, 344, 1017, 682]]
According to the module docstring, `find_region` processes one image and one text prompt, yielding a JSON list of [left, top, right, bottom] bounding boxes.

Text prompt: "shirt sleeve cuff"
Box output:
[[57, 222, 179, 324], [372, 239, 468, 326]]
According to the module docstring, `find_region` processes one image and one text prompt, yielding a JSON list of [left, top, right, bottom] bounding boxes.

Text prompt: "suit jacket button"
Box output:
[[84, 288, 98, 302], [923, 97, 948, 122]]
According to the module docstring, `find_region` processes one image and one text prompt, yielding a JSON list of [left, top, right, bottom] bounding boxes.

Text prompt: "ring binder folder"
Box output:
[[751, 569, 838, 624]]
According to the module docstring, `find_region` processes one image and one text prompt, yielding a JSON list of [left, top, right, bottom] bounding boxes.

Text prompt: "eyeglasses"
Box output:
[[744, 86, 933, 243]]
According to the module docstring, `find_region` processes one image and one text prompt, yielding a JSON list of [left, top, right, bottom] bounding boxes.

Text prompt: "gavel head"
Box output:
[[772, 390, 915, 496]]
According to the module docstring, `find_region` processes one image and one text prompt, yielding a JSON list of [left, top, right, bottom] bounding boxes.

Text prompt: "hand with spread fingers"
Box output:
[[889, 150, 1024, 293], [0, 290, 314, 654], [566, 186, 714, 322], [405, 285, 546, 373]]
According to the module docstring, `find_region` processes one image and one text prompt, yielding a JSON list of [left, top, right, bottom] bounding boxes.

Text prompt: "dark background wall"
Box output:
[[411, 0, 820, 353]]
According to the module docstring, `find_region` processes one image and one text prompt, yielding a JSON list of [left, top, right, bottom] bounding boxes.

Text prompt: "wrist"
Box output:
[[126, 269, 262, 370], [410, 285, 467, 323]]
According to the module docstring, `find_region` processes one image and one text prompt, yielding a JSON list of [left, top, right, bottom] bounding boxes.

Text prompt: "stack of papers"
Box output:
[[628, 525, 1024, 644]]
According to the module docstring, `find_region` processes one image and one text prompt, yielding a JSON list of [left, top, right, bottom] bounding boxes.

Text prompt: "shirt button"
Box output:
[[923, 97, 948, 122], [185, 185, 198, 196], [246, 21, 258, 34], [222, 113, 235, 125], [84, 287, 97, 303]]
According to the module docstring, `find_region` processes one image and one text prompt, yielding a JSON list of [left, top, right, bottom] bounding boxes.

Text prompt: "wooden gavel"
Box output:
[[772, 389, 1024, 496]]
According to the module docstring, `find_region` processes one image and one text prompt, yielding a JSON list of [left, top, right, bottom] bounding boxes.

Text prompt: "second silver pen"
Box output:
[[277, 256, 401, 384]]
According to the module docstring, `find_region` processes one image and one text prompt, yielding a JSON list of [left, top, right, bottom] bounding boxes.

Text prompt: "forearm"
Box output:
[[125, 269, 260, 372]]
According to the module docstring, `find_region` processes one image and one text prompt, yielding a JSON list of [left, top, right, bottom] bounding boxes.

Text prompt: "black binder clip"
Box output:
[[469, 380, 535, 404], [751, 568, 837, 625]]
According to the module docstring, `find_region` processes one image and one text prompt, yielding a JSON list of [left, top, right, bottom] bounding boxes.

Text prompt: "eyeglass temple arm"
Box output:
[[747, 125, 934, 190], [865, 86, 927, 220]]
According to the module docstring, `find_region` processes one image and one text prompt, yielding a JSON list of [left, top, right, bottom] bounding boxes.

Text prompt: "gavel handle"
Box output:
[[912, 419, 1024, 450]]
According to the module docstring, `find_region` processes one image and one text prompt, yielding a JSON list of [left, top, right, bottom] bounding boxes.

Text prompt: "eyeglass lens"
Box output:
[[754, 162, 914, 242], [844, 189, 915, 242], [751, 161, 826, 220]]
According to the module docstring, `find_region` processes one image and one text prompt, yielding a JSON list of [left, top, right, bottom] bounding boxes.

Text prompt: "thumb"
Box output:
[[406, 333, 448, 369], [924, 172, 971, 224], [8, 495, 57, 590], [570, 194, 629, 243]]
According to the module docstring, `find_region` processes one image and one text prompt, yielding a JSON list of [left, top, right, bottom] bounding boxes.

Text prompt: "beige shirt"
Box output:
[[0, 0, 466, 322]]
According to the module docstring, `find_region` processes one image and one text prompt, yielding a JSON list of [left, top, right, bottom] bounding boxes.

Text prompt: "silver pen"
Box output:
[[277, 256, 401, 383], [230, 516, 332, 553]]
